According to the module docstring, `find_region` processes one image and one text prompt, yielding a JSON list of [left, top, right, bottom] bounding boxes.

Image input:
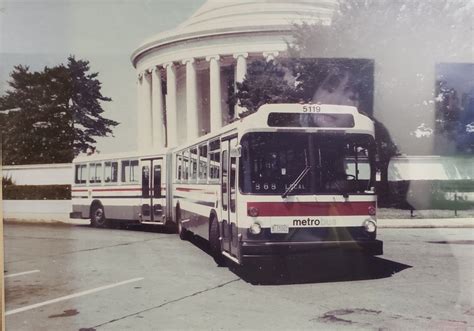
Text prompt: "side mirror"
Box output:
[[230, 144, 242, 158]]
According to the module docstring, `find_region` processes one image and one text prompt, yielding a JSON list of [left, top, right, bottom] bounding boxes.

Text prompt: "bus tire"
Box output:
[[209, 216, 225, 267], [176, 206, 189, 240], [90, 202, 107, 228]]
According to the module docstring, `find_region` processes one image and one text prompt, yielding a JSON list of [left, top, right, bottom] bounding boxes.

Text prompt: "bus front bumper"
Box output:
[[241, 239, 383, 258]]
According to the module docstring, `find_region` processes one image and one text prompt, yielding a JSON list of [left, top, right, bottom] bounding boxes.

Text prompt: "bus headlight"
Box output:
[[249, 222, 262, 235], [363, 219, 377, 233]]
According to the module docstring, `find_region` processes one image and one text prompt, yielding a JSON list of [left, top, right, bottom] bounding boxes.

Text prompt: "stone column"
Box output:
[[206, 55, 223, 132], [263, 51, 279, 62], [165, 62, 178, 148], [151, 66, 166, 149], [233, 52, 248, 118], [182, 58, 199, 141], [142, 70, 153, 150], [136, 73, 144, 150]]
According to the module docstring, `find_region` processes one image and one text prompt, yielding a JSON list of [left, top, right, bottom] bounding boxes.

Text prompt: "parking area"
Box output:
[[4, 223, 474, 330]]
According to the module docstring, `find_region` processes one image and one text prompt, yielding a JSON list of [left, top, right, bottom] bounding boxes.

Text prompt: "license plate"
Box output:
[[271, 224, 289, 234]]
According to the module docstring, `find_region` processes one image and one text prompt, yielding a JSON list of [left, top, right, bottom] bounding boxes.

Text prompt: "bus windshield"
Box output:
[[239, 132, 376, 195]]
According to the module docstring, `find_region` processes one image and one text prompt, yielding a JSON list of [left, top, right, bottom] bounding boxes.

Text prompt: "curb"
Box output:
[[377, 218, 473, 229], [4, 218, 89, 226]]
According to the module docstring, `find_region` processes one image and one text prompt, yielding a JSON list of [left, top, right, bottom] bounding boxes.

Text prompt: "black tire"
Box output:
[[176, 207, 189, 240], [209, 216, 225, 266], [90, 203, 107, 228]]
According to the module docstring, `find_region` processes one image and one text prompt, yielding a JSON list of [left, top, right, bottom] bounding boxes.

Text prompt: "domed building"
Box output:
[[131, 0, 338, 150], [132, 0, 473, 161]]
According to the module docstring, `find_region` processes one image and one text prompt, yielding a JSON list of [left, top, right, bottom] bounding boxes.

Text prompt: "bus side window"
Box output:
[[142, 165, 150, 198], [104, 161, 118, 183], [75, 164, 87, 184], [209, 139, 220, 181], [111, 162, 118, 182], [221, 150, 228, 211], [190, 147, 198, 181], [153, 165, 162, 198], [183, 150, 189, 182], [104, 162, 111, 182], [176, 154, 182, 181], [130, 160, 139, 183], [89, 163, 99, 184], [95, 163, 102, 184], [121, 160, 130, 182], [199, 143, 208, 181]]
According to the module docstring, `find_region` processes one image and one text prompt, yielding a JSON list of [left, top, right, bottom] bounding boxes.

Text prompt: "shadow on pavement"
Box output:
[[76, 222, 176, 234], [185, 234, 412, 285], [230, 253, 412, 285]]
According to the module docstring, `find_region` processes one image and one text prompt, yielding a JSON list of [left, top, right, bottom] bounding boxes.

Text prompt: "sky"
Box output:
[[0, 0, 205, 153]]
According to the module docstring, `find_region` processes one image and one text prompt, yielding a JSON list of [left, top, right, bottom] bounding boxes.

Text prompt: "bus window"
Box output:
[[221, 150, 228, 211], [190, 147, 198, 180], [89, 163, 102, 184], [121, 160, 139, 183], [130, 160, 139, 182], [104, 161, 118, 183], [209, 139, 220, 180], [199, 144, 208, 180], [176, 154, 182, 180], [153, 165, 162, 198], [182, 150, 189, 181], [75, 164, 87, 184], [142, 166, 150, 198]]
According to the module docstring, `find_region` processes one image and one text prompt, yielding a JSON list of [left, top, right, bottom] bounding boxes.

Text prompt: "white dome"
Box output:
[[131, 0, 337, 66]]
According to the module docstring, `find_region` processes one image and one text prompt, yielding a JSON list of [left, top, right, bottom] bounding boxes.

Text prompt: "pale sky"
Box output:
[[0, 0, 205, 153]]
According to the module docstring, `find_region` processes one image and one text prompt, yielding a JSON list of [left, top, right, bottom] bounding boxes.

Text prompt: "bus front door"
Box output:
[[221, 138, 238, 258], [141, 158, 165, 223]]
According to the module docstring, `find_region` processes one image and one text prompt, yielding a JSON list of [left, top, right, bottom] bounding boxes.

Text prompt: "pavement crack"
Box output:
[[92, 278, 240, 329]]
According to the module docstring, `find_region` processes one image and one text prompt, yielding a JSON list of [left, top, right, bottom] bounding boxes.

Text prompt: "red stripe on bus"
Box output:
[[247, 202, 374, 217], [71, 189, 88, 192], [176, 187, 215, 195], [92, 188, 141, 192]]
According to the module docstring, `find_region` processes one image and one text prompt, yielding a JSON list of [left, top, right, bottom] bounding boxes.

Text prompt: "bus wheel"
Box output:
[[91, 204, 107, 228], [209, 217, 225, 267], [176, 207, 189, 240]]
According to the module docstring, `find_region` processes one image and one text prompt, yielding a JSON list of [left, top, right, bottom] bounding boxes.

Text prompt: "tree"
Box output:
[[232, 1, 409, 196], [0, 56, 118, 165], [231, 59, 300, 117]]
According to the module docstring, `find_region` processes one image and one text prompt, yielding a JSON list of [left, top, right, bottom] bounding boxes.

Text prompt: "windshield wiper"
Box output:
[[282, 150, 311, 199]]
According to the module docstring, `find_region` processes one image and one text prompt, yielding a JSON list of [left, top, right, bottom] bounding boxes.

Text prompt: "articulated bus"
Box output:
[[71, 103, 383, 265], [71, 151, 172, 227]]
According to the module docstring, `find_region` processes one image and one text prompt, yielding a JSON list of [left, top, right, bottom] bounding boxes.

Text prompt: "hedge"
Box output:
[[378, 180, 474, 210], [3, 185, 71, 200]]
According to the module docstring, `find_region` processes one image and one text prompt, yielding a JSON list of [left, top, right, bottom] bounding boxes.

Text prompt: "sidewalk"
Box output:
[[377, 217, 473, 228], [3, 215, 473, 228]]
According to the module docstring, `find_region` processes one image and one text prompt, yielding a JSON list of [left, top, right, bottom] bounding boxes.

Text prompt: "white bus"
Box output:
[[71, 103, 383, 265], [71, 151, 172, 228]]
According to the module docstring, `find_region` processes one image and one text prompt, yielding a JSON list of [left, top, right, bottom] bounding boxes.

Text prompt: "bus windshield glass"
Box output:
[[239, 132, 375, 195]]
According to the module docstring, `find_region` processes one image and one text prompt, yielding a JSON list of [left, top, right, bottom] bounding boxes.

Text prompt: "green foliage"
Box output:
[[232, 59, 300, 117], [378, 180, 474, 210], [2, 175, 14, 186], [2, 184, 71, 200], [0, 56, 118, 165]]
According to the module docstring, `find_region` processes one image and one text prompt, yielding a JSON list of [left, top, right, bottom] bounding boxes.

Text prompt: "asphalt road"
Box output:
[[4, 223, 474, 330]]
